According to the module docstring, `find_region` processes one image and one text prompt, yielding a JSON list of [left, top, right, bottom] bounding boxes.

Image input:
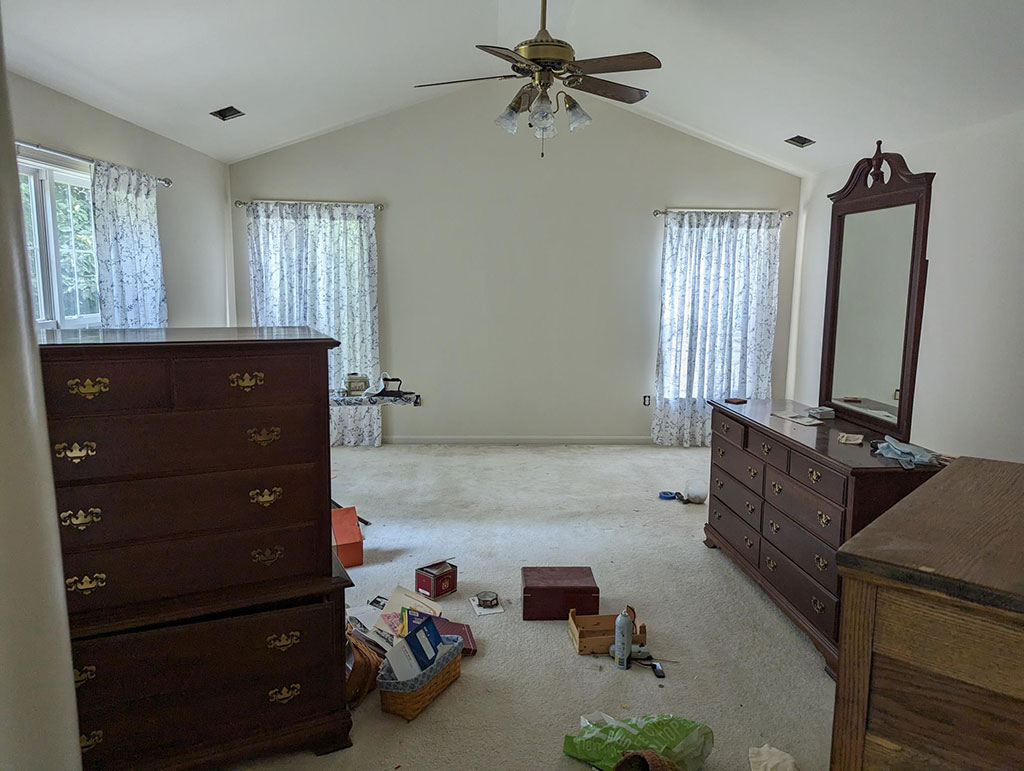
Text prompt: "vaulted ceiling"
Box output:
[[4, 0, 1022, 175]]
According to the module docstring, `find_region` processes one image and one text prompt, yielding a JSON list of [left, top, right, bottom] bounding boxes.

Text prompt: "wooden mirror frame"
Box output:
[[819, 140, 935, 441]]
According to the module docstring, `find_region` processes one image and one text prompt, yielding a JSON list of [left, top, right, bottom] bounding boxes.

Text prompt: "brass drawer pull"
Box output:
[[745, 501, 755, 514], [747, 466, 758, 479], [770, 481, 783, 495], [268, 683, 301, 704], [714, 478, 724, 490], [713, 509, 722, 521], [60, 508, 102, 531], [811, 597, 825, 614], [249, 487, 283, 507], [760, 442, 772, 456], [247, 427, 281, 447], [229, 371, 265, 392], [267, 632, 301, 652], [66, 377, 109, 400], [54, 441, 97, 464], [716, 447, 725, 458], [814, 554, 829, 572], [743, 536, 754, 549], [808, 469, 822, 484], [765, 557, 777, 571], [66, 574, 106, 595], [721, 422, 730, 433], [252, 546, 284, 566], [80, 730, 103, 753], [817, 511, 831, 528], [74, 666, 97, 689], [769, 519, 780, 534]]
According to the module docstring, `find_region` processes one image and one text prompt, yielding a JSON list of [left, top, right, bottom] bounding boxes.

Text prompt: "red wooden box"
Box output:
[[331, 506, 363, 567], [521, 566, 599, 621], [415, 559, 457, 599]]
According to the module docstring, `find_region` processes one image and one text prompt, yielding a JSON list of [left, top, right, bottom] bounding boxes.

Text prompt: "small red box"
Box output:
[[415, 559, 457, 599], [521, 566, 599, 620], [331, 507, 363, 567]]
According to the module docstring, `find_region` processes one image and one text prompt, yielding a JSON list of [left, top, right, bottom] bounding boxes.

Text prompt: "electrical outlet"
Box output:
[[643, 395, 651, 407]]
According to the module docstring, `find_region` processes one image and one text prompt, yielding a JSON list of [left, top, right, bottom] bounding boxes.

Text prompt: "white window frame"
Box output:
[[17, 152, 100, 329]]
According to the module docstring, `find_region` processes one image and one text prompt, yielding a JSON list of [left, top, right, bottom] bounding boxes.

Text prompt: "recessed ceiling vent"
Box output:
[[210, 106, 245, 121], [785, 135, 815, 148]]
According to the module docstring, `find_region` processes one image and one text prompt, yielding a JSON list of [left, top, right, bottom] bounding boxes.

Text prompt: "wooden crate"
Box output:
[[568, 609, 647, 655]]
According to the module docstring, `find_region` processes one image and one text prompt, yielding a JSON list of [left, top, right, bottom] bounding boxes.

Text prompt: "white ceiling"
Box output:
[[4, 0, 1023, 174]]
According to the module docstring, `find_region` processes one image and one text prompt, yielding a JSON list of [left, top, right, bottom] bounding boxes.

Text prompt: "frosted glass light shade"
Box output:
[[534, 123, 557, 139], [494, 105, 520, 134], [529, 92, 555, 129], [565, 96, 592, 132]]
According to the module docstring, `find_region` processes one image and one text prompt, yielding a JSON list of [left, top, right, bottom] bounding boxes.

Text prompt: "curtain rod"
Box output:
[[653, 207, 793, 217], [15, 140, 173, 187], [235, 198, 385, 211]]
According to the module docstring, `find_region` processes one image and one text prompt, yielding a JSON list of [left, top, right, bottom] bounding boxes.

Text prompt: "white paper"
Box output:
[[385, 638, 423, 681], [469, 596, 505, 616]]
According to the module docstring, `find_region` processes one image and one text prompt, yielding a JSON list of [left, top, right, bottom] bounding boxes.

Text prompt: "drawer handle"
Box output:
[[74, 666, 97, 689], [54, 441, 97, 464], [721, 422, 730, 433], [266, 632, 301, 652], [769, 519, 780, 534], [252, 546, 285, 566], [229, 371, 265, 392], [760, 442, 772, 456], [745, 501, 755, 514], [714, 478, 724, 490], [60, 507, 102, 531], [811, 597, 825, 614], [66, 377, 109, 400], [713, 509, 722, 521], [817, 511, 831, 528], [268, 683, 301, 704], [814, 554, 829, 572], [747, 466, 758, 479], [743, 536, 755, 549], [716, 447, 725, 458], [770, 481, 783, 496], [79, 730, 103, 753], [808, 469, 822, 484], [249, 487, 284, 507], [765, 556, 777, 571], [65, 574, 106, 595], [247, 427, 282, 447]]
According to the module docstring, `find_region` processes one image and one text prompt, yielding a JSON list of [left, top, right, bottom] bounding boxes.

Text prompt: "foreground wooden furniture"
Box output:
[[39, 326, 351, 769], [831, 456, 1024, 770], [703, 398, 939, 675]]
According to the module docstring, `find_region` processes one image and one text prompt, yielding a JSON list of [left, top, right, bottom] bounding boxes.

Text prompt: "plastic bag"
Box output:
[[563, 712, 714, 771]]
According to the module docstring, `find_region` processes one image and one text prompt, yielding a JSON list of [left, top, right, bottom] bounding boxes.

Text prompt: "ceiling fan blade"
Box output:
[[568, 75, 649, 104], [415, 74, 523, 88], [572, 52, 662, 75], [476, 45, 540, 71]]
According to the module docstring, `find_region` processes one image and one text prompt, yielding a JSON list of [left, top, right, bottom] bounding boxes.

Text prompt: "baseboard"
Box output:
[[382, 435, 654, 445]]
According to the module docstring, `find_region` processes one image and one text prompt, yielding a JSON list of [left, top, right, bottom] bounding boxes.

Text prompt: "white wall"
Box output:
[[7, 74, 234, 327], [230, 84, 801, 443], [788, 111, 1024, 461]]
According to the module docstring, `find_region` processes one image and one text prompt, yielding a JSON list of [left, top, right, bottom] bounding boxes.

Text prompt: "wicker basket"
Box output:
[[377, 635, 463, 720]]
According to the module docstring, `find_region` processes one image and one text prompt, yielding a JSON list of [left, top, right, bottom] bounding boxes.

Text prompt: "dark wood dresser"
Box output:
[[831, 457, 1024, 770], [703, 398, 941, 674], [39, 327, 352, 769]]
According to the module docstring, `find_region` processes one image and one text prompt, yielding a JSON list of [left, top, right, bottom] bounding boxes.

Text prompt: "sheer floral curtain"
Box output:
[[91, 161, 167, 327], [246, 201, 381, 446], [652, 211, 781, 446]]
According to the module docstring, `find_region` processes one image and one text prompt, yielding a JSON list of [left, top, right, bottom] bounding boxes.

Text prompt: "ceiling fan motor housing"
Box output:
[[516, 36, 575, 72]]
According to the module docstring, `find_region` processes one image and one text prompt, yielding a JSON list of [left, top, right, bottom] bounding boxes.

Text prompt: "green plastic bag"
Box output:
[[563, 712, 714, 771]]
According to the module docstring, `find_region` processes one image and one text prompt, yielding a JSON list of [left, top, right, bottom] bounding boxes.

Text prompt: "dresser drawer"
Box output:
[[709, 496, 760, 567], [790, 450, 846, 504], [173, 354, 315, 409], [49, 405, 321, 483], [55, 463, 320, 551], [747, 428, 789, 473], [764, 466, 844, 547], [710, 465, 762, 530], [711, 435, 764, 495], [711, 409, 745, 448], [759, 541, 838, 640], [41, 359, 171, 416], [762, 504, 839, 594], [63, 522, 320, 613]]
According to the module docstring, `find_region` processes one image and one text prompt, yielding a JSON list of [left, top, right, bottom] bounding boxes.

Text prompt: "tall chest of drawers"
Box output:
[[703, 398, 940, 675], [39, 326, 352, 769]]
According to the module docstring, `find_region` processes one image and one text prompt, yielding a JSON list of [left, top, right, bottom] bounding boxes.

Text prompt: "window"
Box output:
[[18, 158, 99, 328]]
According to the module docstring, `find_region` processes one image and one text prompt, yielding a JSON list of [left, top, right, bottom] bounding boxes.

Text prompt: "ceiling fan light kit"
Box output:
[[417, 0, 660, 155]]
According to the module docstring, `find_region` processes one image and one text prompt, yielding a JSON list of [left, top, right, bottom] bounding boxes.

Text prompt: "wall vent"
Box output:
[[785, 135, 815, 148], [210, 106, 245, 121]]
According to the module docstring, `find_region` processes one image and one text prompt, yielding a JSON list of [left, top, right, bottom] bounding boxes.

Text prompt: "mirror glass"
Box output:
[[830, 204, 915, 424]]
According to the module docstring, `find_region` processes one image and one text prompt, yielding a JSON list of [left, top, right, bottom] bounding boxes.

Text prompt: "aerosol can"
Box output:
[[613, 608, 632, 669]]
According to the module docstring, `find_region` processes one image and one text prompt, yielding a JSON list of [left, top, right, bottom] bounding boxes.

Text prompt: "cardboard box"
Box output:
[[331, 507, 363, 567], [415, 559, 457, 599], [521, 566, 599, 620]]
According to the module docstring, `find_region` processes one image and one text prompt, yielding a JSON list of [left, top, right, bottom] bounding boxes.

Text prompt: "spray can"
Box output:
[[613, 608, 632, 670]]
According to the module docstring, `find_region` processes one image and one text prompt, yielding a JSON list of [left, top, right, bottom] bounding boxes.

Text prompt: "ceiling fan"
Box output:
[[415, 0, 661, 151]]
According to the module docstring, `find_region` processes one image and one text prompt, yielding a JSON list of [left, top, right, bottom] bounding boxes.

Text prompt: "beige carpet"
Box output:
[[237, 444, 834, 771]]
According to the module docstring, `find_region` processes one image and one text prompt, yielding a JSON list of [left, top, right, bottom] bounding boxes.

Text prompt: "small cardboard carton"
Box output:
[[331, 507, 363, 567], [415, 559, 457, 599]]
